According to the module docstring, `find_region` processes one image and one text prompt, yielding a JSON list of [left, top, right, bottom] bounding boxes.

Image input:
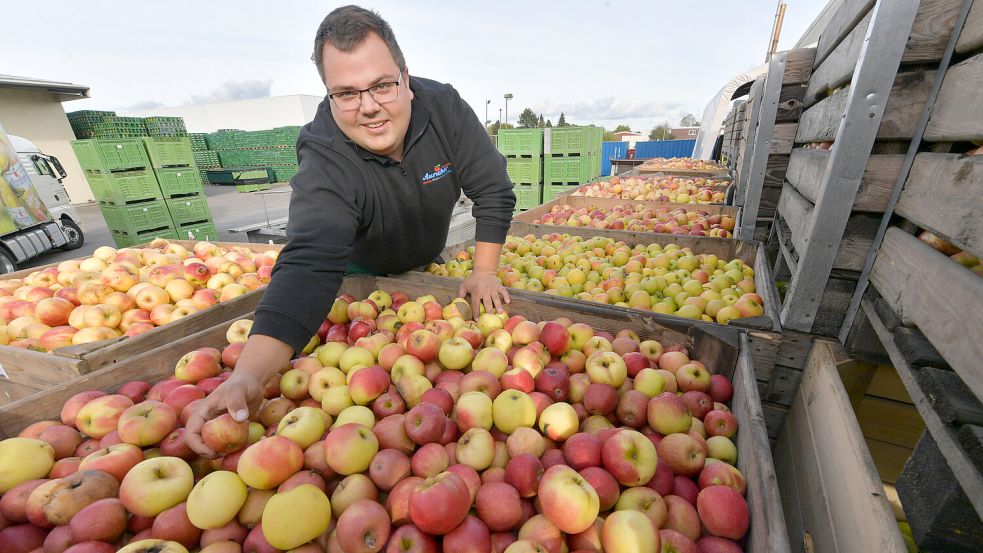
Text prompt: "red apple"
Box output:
[[475, 482, 522, 532], [408, 472, 471, 535], [696, 485, 749, 540]]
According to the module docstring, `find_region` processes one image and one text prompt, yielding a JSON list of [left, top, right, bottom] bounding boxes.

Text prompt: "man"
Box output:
[[187, 6, 515, 457]]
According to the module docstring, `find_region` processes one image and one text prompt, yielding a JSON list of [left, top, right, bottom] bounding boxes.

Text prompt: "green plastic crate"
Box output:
[[506, 157, 543, 185], [498, 129, 544, 156], [205, 168, 275, 185], [272, 166, 299, 182], [236, 183, 272, 193], [142, 137, 195, 168], [189, 133, 209, 151], [177, 220, 218, 241], [72, 139, 151, 172], [166, 196, 211, 225], [100, 201, 172, 234], [84, 169, 162, 205], [513, 184, 542, 209], [543, 184, 582, 203], [192, 150, 220, 169], [111, 226, 178, 248], [545, 126, 602, 156], [544, 155, 600, 185], [155, 167, 204, 198]]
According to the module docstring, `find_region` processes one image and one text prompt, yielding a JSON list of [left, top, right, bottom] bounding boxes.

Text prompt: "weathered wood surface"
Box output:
[[783, 48, 817, 85], [871, 228, 983, 404], [0, 347, 87, 392], [956, 0, 983, 54], [814, 0, 874, 68], [776, 84, 807, 123], [796, 70, 936, 143], [777, 184, 881, 272], [772, 123, 797, 155], [924, 53, 983, 142], [896, 153, 983, 259], [785, 149, 904, 213], [774, 341, 906, 553]]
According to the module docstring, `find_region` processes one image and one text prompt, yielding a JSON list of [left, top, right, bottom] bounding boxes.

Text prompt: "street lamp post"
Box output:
[[485, 100, 490, 127], [504, 93, 513, 127], [499, 108, 502, 127]]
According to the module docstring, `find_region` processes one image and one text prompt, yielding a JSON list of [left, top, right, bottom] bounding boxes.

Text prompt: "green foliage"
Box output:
[[649, 123, 672, 140], [613, 124, 632, 133], [679, 113, 699, 127], [517, 108, 539, 128], [557, 113, 568, 127]]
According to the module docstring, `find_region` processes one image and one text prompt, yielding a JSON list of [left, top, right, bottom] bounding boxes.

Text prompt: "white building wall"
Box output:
[[122, 95, 324, 133], [0, 88, 93, 204]]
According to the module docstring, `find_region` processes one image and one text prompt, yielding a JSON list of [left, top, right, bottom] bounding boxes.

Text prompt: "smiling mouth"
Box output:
[[364, 121, 387, 129]]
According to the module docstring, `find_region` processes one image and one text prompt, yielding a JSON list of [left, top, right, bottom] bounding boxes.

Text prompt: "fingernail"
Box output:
[[234, 409, 248, 421]]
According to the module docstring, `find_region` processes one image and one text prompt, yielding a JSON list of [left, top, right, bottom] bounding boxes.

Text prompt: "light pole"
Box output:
[[485, 100, 490, 127], [499, 108, 502, 127], [504, 93, 513, 127]]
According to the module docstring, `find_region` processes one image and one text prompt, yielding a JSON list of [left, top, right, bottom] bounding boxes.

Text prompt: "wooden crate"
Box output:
[[512, 195, 739, 227], [773, 341, 910, 552], [0, 274, 791, 553], [409, 222, 799, 438], [0, 240, 282, 400]]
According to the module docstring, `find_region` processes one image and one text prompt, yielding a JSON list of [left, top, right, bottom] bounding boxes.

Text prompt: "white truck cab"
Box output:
[[0, 136, 85, 272]]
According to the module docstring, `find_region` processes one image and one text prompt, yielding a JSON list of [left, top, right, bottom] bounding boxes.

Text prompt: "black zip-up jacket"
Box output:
[[251, 76, 516, 353]]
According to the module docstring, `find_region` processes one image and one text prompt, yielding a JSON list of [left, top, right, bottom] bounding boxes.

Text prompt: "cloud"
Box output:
[[125, 100, 165, 110], [188, 79, 273, 105]]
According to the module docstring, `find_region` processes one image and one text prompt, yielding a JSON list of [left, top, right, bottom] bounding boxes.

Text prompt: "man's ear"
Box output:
[[405, 69, 414, 101]]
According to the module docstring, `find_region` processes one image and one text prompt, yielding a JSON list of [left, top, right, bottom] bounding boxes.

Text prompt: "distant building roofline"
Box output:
[[0, 74, 90, 102]]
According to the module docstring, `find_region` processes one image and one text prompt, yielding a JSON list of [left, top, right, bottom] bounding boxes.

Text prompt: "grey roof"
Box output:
[[0, 74, 90, 101]]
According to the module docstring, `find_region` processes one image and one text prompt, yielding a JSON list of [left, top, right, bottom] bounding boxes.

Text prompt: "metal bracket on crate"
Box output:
[[737, 51, 788, 241], [780, 0, 922, 332], [838, 0, 976, 343], [735, 79, 765, 209]]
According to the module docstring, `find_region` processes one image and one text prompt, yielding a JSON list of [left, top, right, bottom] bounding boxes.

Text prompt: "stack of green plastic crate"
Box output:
[[206, 127, 301, 183], [497, 128, 544, 213], [90, 117, 148, 140], [143, 137, 217, 241], [67, 110, 117, 139], [144, 117, 188, 138], [72, 138, 177, 246], [543, 126, 603, 202]]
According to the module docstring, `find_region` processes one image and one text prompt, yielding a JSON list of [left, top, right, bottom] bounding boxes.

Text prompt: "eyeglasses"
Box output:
[[328, 73, 403, 112]]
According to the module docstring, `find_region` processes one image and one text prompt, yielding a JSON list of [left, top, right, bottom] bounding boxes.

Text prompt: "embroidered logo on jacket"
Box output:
[[421, 162, 454, 185]]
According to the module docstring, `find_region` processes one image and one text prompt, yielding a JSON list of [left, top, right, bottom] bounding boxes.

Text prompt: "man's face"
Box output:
[[322, 33, 413, 160]]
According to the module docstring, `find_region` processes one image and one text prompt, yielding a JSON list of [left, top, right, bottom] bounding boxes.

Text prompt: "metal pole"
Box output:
[[735, 79, 764, 208], [485, 100, 490, 127], [780, 0, 922, 331]]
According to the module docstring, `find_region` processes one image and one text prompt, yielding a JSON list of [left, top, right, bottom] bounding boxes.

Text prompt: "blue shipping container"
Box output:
[[633, 139, 696, 160], [600, 142, 629, 176]]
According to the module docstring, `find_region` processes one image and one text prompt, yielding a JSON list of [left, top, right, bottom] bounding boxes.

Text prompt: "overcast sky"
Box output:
[[3, 1, 828, 133]]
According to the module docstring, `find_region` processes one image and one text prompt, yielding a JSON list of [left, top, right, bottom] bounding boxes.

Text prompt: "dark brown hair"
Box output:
[[312, 6, 407, 83]]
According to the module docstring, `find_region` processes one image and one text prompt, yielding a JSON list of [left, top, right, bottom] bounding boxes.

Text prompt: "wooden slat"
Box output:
[[867, 365, 915, 404], [796, 70, 936, 143], [777, 183, 881, 271], [865, 438, 912, 484], [806, 9, 875, 107], [924, 53, 983, 141], [783, 48, 817, 85], [871, 228, 983, 403], [815, 0, 875, 68], [956, 0, 983, 54], [0, 346, 87, 390], [896, 154, 983, 260], [776, 84, 807, 123], [772, 123, 797, 155], [786, 149, 904, 213], [857, 396, 926, 449], [780, 342, 908, 552]]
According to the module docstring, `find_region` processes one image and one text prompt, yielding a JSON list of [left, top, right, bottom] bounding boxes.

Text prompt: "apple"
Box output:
[[562, 432, 602, 470], [676, 364, 711, 393], [697, 485, 750, 540], [706, 435, 737, 464], [225, 319, 253, 344], [708, 374, 734, 403], [115, 400, 177, 447], [373, 414, 415, 454], [664, 495, 701, 541], [201, 413, 250, 455], [404, 402, 445, 445], [704, 410, 738, 438], [602, 509, 660, 553], [476, 481, 523, 532], [237, 436, 305, 489], [259, 397, 297, 426], [409, 471, 471, 535], [657, 433, 706, 478], [186, 470, 248, 530], [34, 297, 74, 327], [659, 529, 700, 553], [0, 438, 55, 492], [78, 443, 144, 482], [325, 423, 379, 475], [1, 478, 48, 523], [585, 352, 627, 388], [456, 428, 496, 471], [647, 392, 692, 435], [601, 429, 657, 486], [616, 390, 650, 428], [152, 502, 201, 549], [698, 461, 746, 495], [26, 469, 119, 527], [0, 524, 49, 553], [583, 383, 618, 416], [74, 394, 134, 439], [453, 391, 493, 432], [336, 498, 391, 553], [386, 524, 439, 553], [504, 454, 543, 498], [370, 448, 412, 490], [174, 350, 221, 383], [537, 465, 599, 534], [538, 402, 578, 442], [492, 389, 536, 434], [616, 486, 668, 528], [517, 514, 564, 553], [262, 484, 332, 550], [504, 426, 545, 459], [37, 424, 83, 460], [349, 365, 390, 405]]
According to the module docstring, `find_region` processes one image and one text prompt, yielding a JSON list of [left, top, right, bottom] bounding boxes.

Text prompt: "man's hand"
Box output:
[[459, 269, 510, 316], [185, 372, 265, 458]]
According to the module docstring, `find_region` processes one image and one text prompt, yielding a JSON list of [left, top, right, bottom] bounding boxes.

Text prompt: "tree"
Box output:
[[557, 113, 568, 127], [517, 108, 539, 128], [538, 114, 545, 127], [679, 113, 699, 127], [613, 124, 632, 133], [488, 120, 514, 136], [545, 119, 553, 128], [649, 123, 672, 140]]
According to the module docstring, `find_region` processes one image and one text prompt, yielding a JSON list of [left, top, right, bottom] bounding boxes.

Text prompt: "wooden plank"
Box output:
[[776, 84, 806, 122], [917, 367, 983, 426], [836, 357, 878, 410], [956, 0, 983, 53], [777, 183, 881, 271], [0, 346, 87, 390], [734, 335, 792, 553], [865, 437, 912, 484], [772, 421, 806, 553], [0, 380, 48, 407], [867, 364, 915, 404], [806, 8, 875, 107], [783, 48, 817, 85], [771, 123, 796, 155], [871, 228, 983, 403], [925, 53, 983, 142], [856, 396, 926, 449], [761, 364, 804, 407], [798, 342, 908, 551], [896, 153, 983, 260], [786, 149, 904, 213], [764, 155, 790, 189], [815, 0, 875, 68], [796, 70, 936, 143]]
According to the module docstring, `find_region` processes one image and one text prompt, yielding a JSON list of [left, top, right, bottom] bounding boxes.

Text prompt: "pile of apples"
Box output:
[[638, 159, 726, 173], [0, 291, 753, 553], [571, 176, 729, 204], [532, 203, 736, 238], [918, 231, 983, 278], [428, 234, 765, 325], [0, 239, 278, 352]]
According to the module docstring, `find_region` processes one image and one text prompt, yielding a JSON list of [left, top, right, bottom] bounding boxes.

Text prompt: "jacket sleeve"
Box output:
[[448, 87, 515, 244], [250, 145, 361, 354]]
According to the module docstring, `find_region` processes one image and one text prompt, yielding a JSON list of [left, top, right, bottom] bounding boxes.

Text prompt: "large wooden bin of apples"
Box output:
[[0, 239, 282, 405], [0, 275, 787, 552]]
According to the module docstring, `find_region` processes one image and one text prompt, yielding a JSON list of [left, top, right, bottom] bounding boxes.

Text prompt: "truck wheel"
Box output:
[[60, 218, 85, 251], [0, 249, 16, 274]]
